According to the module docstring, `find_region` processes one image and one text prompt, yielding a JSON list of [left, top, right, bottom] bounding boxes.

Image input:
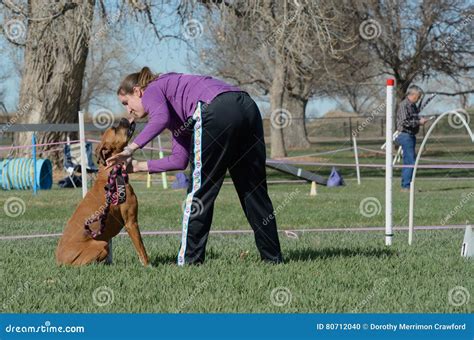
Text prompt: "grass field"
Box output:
[[1, 178, 473, 313]]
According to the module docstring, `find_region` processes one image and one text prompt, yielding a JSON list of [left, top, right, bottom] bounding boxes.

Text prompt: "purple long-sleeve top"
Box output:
[[133, 73, 241, 173]]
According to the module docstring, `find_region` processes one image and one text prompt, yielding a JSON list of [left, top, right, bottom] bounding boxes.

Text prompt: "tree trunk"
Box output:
[[269, 52, 287, 158], [282, 91, 310, 149], [14, 0, 95, 167], [394, 79, 409, 131]]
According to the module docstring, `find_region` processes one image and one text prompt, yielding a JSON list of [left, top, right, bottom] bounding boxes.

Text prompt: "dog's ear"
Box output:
[[95, 143, 112, 166]]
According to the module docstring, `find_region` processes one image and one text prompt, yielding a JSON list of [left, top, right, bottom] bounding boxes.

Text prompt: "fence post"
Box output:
[[32, 133, 37, 195], [385, 79, 394, 246], [348, 117, 353, 143], [352, 135, 361, 185], [78, 111, 88, 198], [158, 135, 168, 189]]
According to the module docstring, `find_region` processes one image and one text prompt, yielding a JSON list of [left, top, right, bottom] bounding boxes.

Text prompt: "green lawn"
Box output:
[[0, 179, 473, 313]]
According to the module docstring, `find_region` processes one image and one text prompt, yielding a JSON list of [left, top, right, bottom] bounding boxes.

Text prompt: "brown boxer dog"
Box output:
[[55, 118, 149, 266]]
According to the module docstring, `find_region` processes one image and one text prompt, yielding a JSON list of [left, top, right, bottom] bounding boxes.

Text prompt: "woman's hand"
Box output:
[[105, 150, 132, 170], [126, 159, 137, 173], [105, 143, 139, 170], [126, 159, 148, 173]]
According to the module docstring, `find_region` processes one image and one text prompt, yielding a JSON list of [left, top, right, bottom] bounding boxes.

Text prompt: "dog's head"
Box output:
[[95, 118, 136, 166]]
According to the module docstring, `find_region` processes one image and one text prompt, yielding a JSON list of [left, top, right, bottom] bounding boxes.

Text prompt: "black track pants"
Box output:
[[177, 91, 283, 265]]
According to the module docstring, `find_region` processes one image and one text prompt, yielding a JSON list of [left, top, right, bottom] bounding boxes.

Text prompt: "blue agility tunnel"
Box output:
[[0, 158, 53, 190]]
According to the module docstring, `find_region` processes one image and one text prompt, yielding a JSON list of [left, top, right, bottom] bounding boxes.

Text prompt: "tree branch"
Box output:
[[426, 90, 474, 96]]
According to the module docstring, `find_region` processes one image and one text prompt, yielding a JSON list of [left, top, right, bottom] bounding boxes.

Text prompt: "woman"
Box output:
[[107, 67, 283, 265]]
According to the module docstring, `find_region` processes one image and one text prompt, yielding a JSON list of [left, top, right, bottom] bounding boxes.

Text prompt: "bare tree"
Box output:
[[0, 69, 6, 113], [193, 0, 358, 157], [354, 0, 474, 102], [1, 0, 95, 164], [1, 0, 190, 165], [81, 14, 137, 112], [426, 74, 474, 109], [329, 82, 384, 114]]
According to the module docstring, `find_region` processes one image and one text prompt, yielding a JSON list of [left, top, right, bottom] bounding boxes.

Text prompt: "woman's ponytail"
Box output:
[[137, 67, 156, 89], [117, 66, 159, 95]]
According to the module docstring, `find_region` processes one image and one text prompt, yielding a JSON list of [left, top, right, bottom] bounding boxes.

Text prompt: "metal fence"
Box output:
[[263, 111, 474, 143], [1, 111, 472, 153]]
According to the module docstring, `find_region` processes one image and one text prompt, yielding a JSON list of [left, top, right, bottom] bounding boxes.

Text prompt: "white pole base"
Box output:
[[461, 225, 473, 258]]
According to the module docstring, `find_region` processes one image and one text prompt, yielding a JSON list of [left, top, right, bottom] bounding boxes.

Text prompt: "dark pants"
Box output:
[[396, 132, 416, 189], [177, 92, 283, 265]]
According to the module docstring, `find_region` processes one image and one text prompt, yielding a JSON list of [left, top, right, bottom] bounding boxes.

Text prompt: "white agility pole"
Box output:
[[385, 79, 394, 246], [158, 135, 168, 189], [352, 136, 361, 185], [461, 225, 473, 258], [408, 109, 474, 245], [78, 111, 88, 198]]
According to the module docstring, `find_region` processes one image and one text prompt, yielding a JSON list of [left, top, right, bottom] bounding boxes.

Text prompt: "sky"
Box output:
[[129, 34, 338, 118], [0, 5, 338, 118], [0, 37, 338, 118]]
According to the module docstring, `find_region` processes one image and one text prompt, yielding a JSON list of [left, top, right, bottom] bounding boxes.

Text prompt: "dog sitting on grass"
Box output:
[[55, 118, 149, 266]]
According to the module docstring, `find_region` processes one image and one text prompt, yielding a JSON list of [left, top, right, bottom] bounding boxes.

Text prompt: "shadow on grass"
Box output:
[[285, 247, 397, 262], [418, 186, 474, 193], [151, 253, 177, 266], [151, 248, 221, 266]]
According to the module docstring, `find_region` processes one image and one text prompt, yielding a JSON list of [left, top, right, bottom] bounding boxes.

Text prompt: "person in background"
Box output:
[[396, 85, 428, 192]]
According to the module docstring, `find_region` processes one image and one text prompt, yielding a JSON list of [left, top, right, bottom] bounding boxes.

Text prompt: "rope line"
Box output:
[[0, 224, 466, 241]]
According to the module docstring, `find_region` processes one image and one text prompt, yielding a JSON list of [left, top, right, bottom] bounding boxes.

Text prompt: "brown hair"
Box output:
[[117, 66, 159, 95]]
